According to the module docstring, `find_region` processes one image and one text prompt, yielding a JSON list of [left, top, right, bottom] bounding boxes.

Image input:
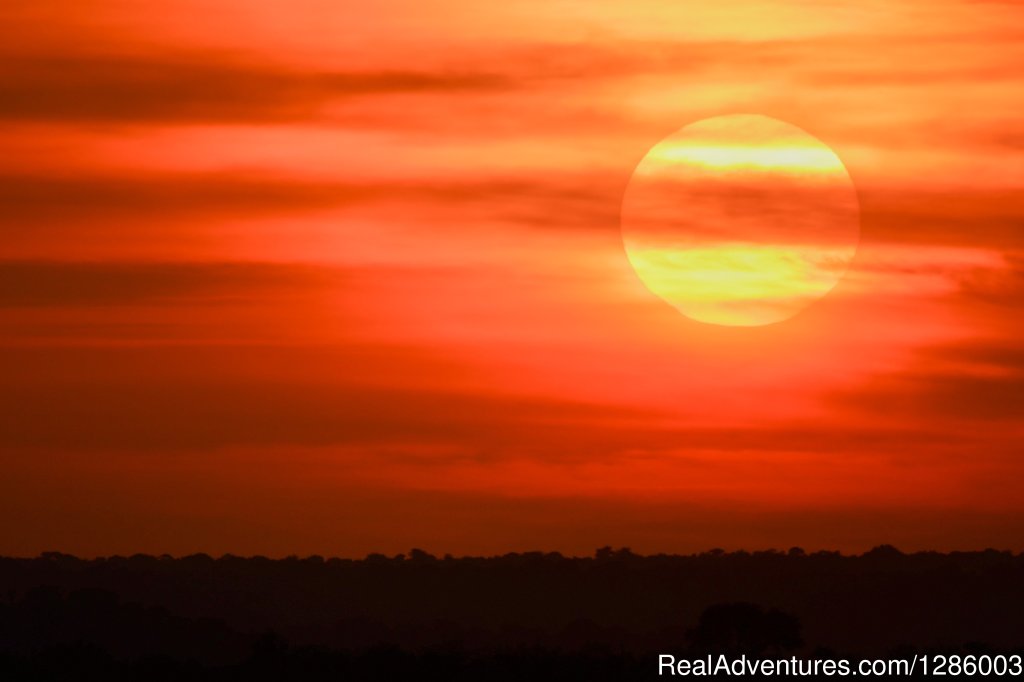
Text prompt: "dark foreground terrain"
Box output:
[[2, 546, 1023, 680]]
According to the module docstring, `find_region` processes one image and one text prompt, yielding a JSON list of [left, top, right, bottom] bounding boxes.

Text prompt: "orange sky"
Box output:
[[1, 0, 1022, 557]]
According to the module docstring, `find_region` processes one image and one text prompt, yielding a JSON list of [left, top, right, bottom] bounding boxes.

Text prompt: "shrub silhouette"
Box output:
[[688, 602, 802, 655]]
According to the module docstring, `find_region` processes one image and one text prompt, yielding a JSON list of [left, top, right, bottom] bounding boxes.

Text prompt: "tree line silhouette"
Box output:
[[2, 546, 1023, 679]]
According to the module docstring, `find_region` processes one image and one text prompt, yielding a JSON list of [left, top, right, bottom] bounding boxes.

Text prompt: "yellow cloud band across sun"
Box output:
[[643, 143, 846, 174], [625, 244, 853, 326]]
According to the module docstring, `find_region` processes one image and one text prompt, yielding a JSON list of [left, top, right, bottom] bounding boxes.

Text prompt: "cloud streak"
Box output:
[[0, 53, 508, 123], [0, 261, 341, 307]]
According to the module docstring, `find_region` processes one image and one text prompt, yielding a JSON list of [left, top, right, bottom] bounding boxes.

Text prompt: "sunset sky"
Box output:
[[1, 0, 1022, 557]]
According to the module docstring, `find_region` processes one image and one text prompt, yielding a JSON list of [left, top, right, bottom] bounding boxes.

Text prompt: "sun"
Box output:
[[620, 114, 860, 327]]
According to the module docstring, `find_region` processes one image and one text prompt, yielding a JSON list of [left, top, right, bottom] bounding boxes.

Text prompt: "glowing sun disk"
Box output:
[[620, 114, 860, 327]]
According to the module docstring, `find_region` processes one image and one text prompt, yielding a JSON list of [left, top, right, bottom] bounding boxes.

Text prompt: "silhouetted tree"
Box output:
[[688, 603, 802, 655]]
